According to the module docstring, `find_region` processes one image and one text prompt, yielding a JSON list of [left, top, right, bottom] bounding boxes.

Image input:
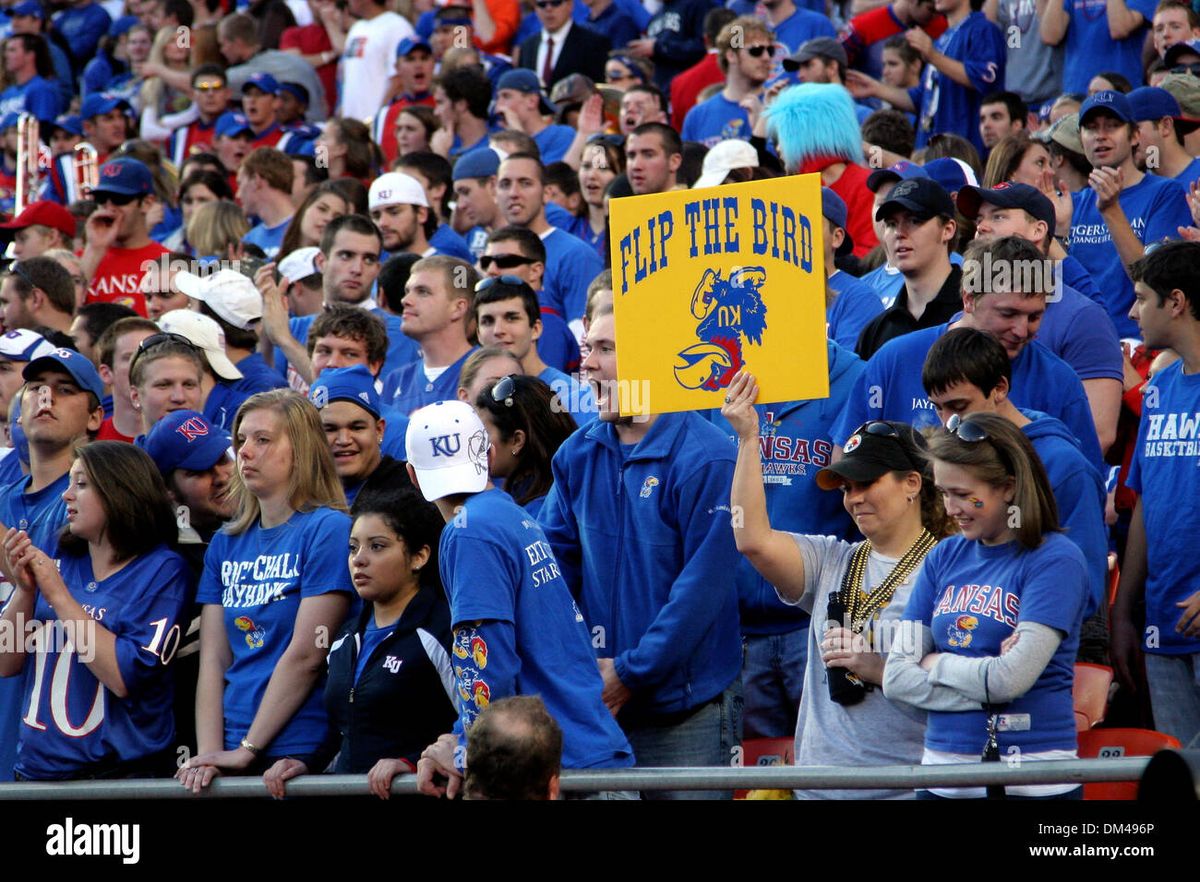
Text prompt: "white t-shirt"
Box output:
[[339, 11, 415, 120]]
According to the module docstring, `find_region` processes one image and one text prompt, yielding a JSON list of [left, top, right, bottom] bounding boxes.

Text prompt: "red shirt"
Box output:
[[670, 54, 723, 133], [374, 94, 437, 166], [86, 242, 167, 315], [251, 125, 285, 150], [280, 24, 337, 117], [97, 417, 134, 443], [170, 117, 219, 167], [828, 162, 879, 258]]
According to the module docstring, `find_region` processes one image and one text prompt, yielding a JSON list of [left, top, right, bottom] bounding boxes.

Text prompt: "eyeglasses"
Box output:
[[491, 374, 518, 407], [479, 254, 535, 271], [128, 332, 198, 379], [744, 44, 777, 58], [94, 191, 139, 207], [535, 0, 566, 7]]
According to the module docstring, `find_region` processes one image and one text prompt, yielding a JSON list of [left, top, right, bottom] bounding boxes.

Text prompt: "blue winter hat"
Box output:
[[763, 83, 864, 172], [452, 147, 501, 180], [309, 365, 382, 419], [141, 410, 232, 475]]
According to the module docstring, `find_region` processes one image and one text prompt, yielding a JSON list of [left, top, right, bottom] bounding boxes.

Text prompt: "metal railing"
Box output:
[[0, 757, 1151, 799]]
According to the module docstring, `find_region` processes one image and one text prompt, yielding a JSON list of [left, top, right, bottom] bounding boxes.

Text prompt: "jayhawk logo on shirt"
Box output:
[[947, 614, 978, 648], [234, 615, 266, 649], [639, 476, 660, 498]]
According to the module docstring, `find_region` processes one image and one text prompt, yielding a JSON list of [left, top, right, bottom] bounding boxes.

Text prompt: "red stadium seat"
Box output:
[[735, 737, 795, 800], [1077, 728, 1181, 800], [1073, 663, 1114, 730]]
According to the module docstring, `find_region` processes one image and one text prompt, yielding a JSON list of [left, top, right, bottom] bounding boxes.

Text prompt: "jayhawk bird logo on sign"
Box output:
[[674, 267, 767, 392]]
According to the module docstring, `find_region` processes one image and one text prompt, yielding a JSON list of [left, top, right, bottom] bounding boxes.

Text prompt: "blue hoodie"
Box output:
[[539, 411, 742, 716], [1021, 409, 1108, 620], [709, 340, 865, 636]]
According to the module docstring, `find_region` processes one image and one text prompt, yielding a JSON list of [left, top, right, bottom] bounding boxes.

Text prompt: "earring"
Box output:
[[906, 495, 914, 505], [511, 448, 519, 456]]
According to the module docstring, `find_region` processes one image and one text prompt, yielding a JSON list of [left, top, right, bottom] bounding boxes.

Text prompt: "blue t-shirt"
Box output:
[[681, 93, 753, 148], [537, 309, 582, 374], [532, 124, 578, 164], [196, 507, 354, 754], [439, 488, 634, 769], [463, 226, 490, 261], [1068, 173, 1192, 338], [354, 618, 391, 684], [15, 546, 190, 780], [538, 365, 596, 425], [0, 450, 22, 488], [1126, 361, 1200, 655], [1061, 0, 1155, 95], [772, 6, 838, 53], [911, 12, 1005, 156], [859, 263, 906, 307], [0, 76, 64, 121], [828, 270, 886, 350], [382, 347, 477, 415], [0, 472, 69, 782], [1036, 282, 1123, 382], [585, 2, 642, 49], [203, 382, 253, 433], [903, 533, 1088, 753], [831, 324, 1105, 472], [233, 351, 287, 396], [1172, 157, 1200, 192], [541, 227, 604, 324], [243, 217, 292, 260], [429, 224, 473, 262], [52, 3, 113, 71]]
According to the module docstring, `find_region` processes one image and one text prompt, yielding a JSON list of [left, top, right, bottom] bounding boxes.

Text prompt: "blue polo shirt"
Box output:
[[382, 347, 477, 415]]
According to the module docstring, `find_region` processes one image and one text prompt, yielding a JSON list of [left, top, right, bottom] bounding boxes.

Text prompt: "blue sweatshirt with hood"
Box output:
[[709, 340, 866, 636], [1020, 409, 1108, 620], [539, 411, 742, 717]]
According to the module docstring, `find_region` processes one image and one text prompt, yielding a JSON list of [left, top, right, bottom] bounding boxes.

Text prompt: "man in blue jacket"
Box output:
[[709, 339, 864, 741], [539, 304, 743, 799]]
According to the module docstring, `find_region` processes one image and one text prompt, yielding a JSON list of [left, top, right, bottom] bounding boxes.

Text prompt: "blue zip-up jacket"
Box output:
[[1021, 409, 1108, 620], [539, 411, 741, 716], [709, 340, 865, 636]]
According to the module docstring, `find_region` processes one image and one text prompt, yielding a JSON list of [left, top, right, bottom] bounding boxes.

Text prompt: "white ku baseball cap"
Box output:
[[158, 309, 244, 382], [175, 269, 263, 330], [405, 400, 491, 501], [368, 172, 429, 211]]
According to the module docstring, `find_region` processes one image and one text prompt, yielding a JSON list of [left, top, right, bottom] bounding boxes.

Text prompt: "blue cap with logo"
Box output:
[[22, 347, 105, 403], [140, 409, 232, 475], [397, 36, 432, 57], [80, 92, 133, 121], [215, 111, 253, 139], [243, 72, 279, 95], [93, 157, 154, 197], [0, 329, 55, 363], [1079, 90, 1135, 126], [309, 365, 382, 419], [865, 159, 930, 193]]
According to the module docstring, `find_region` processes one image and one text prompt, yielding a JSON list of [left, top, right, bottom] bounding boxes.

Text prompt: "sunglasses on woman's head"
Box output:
[[945, 413, 989, 442], [491, 374, 518, 407]]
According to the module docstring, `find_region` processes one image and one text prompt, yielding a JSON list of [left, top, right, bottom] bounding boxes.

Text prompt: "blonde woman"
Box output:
[[179, 390, 353, 791], [187, 200, 250, 260]]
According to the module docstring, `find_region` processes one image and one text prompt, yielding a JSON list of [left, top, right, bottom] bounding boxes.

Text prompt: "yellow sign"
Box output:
[[609, 173, 830, 417]]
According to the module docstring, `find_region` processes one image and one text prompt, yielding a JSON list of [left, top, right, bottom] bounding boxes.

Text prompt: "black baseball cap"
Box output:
[[874, 177, 955, 223], [956, 182, 1055, 231], [816, 421, 928, 489]]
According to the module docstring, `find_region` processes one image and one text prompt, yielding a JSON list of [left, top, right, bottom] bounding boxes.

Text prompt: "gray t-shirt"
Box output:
[[786, 534, 929, 800], [997, 0, 1064, 107]]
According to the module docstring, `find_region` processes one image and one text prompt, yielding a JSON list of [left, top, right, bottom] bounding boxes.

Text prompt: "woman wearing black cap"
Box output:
[[724, 370, 954, 799]]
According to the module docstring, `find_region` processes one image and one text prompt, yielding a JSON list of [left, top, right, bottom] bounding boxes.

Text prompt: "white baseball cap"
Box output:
[[405, 400, 491, 501], [277, 246, 321, 283], [175, 269, 263, 330], [368, 172, 429, 211], [158, 309, 244, 382], [692, 139, 759, 190], [0, 328, 55, 362]]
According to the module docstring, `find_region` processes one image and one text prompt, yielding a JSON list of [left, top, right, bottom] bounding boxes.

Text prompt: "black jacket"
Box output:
[[518, 22, 611, 87], [855, 264, 964, 361], [324, 587, 457, 773]]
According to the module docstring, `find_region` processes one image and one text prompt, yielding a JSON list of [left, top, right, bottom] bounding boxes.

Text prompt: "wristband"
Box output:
[[240, 738, 261, 755]]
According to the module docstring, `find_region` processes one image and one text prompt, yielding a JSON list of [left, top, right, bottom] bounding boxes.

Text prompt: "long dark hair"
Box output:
[[279, 179, 350, 260], [350, 485, 444, 593], [58, 442, 178, 562], [474, 376, 577, 508]]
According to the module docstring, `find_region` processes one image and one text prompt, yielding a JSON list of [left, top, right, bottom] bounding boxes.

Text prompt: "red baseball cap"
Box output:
[[0, 201, 77, 238]]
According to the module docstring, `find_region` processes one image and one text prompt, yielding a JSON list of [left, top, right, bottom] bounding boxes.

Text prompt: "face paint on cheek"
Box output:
[[969, 497, 984, 508]]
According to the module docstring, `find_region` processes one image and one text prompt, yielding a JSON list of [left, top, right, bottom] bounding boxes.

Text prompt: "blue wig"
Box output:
[[763, 83, 864, 172]]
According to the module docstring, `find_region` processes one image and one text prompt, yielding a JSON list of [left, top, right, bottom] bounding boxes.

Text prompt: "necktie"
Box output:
[[542, 36, 555, 86]]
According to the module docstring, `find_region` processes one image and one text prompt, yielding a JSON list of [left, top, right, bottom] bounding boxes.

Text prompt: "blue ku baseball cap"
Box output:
[[1079, 90, 1135, 126], [141, 410, 232, 475], [22, 347, 105, 403], [80, 92, 133, 120], [215, 111, 253, 139], [93, 157, 154, 197], [243, 72, 279, 95], [309, 365, 382, 419], [397, 36, 432, 58]]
